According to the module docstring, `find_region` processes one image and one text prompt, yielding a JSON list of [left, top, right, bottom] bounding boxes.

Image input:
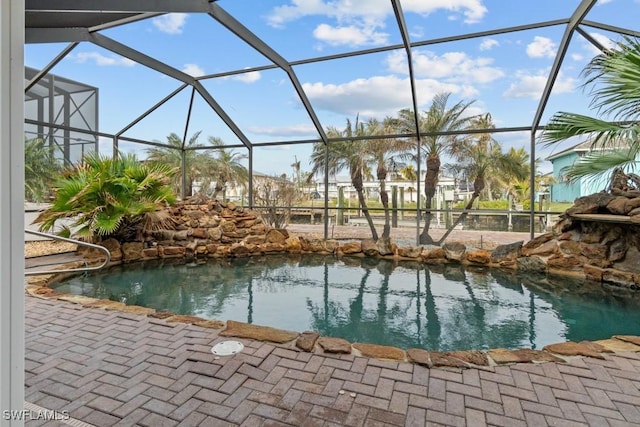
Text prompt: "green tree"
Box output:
[[291, 156, 302, 189], [399, 164, 418, 202], [33, 152, 177, 242], [24, 137, 62, 202], [541, 37, 640, 185], [310, 117, 379, 241], [207, 136, 248, 201], [146, 131, 214, 197], [439, 114, 528, 243], [399, 93, 476, 244]]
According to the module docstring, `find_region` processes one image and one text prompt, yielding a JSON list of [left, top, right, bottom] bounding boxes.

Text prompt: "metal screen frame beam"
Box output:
[[391, 0, 423, 245], [208, 3, 328, 144], [208, 2, 328, 220], [89, 33, 252, 149], [25, 0, 212, 13], [529, 0, 597, 239], [579, 20, 640, 38], [24, 42, 78, 91], [576, 27, 607, 52]]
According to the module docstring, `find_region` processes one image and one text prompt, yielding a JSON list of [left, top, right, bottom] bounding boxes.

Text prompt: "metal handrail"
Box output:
[[24, 229, 111, 276]]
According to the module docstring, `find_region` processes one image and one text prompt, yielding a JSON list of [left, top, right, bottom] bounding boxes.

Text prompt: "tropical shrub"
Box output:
[[25, 137, 63, 202], [454, 200, 509, 210], [33, 152, 178, 242]]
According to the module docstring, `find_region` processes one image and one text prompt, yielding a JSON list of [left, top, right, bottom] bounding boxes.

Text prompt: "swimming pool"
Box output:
[[53, 254, 640, 351]]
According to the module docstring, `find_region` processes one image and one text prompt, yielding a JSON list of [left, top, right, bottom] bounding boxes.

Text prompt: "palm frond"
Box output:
[[583, 37, 640, 120], [542, 113, 637, 146], [563, 150, 638, 184]]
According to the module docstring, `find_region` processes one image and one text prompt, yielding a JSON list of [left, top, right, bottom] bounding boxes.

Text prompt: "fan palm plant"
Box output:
[[33, 151, 177, 242], [541, 37, 640, 185]]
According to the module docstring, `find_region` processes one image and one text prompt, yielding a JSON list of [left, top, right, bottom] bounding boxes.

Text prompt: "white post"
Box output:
[[507, 193, 513, 231], [435, 185, 441, 227], [1, 1, 25, 425]]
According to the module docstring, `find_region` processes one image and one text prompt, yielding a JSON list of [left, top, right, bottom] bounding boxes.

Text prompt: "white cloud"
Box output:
[[267, 0, 486, 47], [387, 0, 489, 24], [247, 124, 319, 137], [571, 53, 584, 61], [267, 0, 392, 28], [313, 23, 389, 46], [152, 13, 187, 35], [503, 71, 575, 99], [182, 63, 205, 77], [410, 26, 424, 39], [302, 75, 472, 117], [526, 36, 557, 58], [73, 52, 135, 67], [386, 50, 504, 84], [233, 70, 262, 84], [267, 0, 487, 28], [479, 38, 499, 51], [220, 69, 262, 84]]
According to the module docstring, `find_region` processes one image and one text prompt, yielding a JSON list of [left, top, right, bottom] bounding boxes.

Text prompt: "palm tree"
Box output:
[[399, 92, 476, 244], [146, 131, 213, 197], [509, 169, 556, 208], [291, 156, 302, 188], [438, 114, 528, 243], [399, 164, 418, 202], [541, 37, 640, 186], [310, 117, 379, 241], [207, 136, 248, 201], [33, 151, 177, 242], [367, 116, 406, 239]]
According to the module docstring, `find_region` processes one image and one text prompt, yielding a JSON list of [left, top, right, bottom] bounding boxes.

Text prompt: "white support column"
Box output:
[[0, 0, 25, 426]]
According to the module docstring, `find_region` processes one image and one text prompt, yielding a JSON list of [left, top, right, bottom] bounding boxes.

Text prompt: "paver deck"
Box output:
[[24, 295, 640, 427]]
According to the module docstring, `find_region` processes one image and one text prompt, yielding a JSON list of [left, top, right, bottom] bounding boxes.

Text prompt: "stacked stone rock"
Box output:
[[81, 194, 640, 290], [516, 192, 640, 289]]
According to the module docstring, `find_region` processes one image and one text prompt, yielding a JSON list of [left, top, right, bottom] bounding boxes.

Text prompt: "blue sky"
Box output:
[[25, 0, 639, 177]]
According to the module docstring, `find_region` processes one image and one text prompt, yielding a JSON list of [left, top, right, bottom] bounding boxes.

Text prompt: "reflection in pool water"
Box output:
[[54, 254, 640, 351]]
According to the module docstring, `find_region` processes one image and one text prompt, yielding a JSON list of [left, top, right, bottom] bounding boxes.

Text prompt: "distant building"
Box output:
[[546, 139, 635, 202]]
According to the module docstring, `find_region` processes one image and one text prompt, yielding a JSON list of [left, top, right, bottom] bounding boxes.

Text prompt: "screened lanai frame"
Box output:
[[23, 0, 640, 243], [24, 66, 99, 166]]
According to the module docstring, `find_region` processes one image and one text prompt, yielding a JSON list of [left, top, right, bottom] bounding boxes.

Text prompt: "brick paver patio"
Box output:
[[24, 295, 640, 426]]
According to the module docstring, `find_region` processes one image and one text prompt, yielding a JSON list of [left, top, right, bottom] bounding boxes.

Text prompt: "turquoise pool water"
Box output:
[[54, 254, 640, 351]]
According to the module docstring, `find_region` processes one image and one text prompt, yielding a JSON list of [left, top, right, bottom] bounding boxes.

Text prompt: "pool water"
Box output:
[[54, 254, 640, 351]]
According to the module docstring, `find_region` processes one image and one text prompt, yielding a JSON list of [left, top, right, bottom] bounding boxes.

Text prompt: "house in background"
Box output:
[[546, 139, 636, 202]]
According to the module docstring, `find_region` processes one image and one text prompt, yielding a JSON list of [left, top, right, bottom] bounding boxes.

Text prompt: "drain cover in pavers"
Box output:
[[211, 340, 244, 356]]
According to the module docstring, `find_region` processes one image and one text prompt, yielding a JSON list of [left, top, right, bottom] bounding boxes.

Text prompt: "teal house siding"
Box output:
[[551, 181, 581, 203], [547, 140, 638, 202]]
